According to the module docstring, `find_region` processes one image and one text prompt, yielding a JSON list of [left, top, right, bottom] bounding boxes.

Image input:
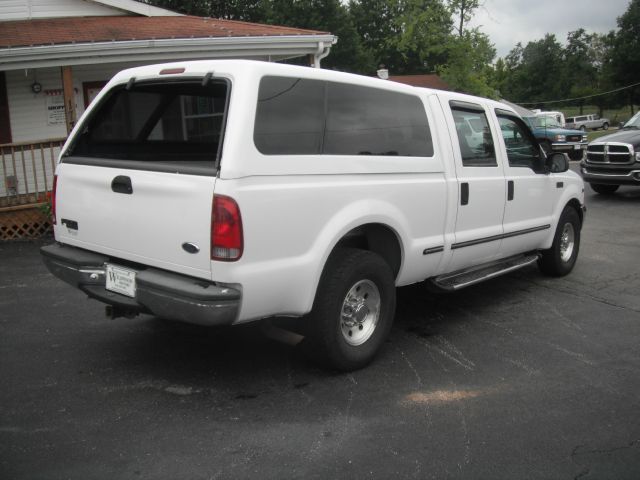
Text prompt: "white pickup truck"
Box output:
[[41, 60, 586, 371]]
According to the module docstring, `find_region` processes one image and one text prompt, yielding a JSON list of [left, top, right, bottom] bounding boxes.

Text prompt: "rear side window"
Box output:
[[450, 105, 497, 167], [66, 80, 229, 174], [254, 76, 433, 157]]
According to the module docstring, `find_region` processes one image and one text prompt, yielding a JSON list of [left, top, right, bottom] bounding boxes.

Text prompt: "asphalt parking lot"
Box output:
[[1, 184, 640, 479]]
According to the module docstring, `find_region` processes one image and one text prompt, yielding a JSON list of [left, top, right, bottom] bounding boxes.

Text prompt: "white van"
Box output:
[[42, 60, 585, 370]]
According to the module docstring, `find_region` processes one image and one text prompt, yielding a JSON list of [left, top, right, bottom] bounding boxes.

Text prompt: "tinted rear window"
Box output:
[[65, 80, 229, 174], [254, 76, 433, 157]]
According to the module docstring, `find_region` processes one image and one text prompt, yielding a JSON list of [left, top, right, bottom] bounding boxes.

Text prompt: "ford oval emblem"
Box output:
[[182, 242, 200, 254]]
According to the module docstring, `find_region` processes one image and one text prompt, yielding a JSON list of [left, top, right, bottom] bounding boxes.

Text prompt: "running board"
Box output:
[[430, 253, 540, 292]]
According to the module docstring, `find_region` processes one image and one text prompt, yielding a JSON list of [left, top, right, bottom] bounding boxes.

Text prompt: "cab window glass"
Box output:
[[324, 82, 433, 156], [254, 76, 433, 157], [451, 107, 496, 167], [497, 114, 541, 169]]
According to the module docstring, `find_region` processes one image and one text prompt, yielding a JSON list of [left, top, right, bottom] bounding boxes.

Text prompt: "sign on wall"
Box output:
[[45, 89, 79, 125]]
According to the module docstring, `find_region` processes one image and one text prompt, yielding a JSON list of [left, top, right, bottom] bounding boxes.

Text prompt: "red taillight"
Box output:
[[51, 175, 58, 225], [211, 195, 243, 261]]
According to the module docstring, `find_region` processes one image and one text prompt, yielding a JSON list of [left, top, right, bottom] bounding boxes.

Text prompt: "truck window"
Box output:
[[253, 77, 325, 155], [451, 106, 496, 167], [254, 76, 433, 157], [496, 114, 541, 170], [324, 82, 432, 156], [66, 80, 229, 174]]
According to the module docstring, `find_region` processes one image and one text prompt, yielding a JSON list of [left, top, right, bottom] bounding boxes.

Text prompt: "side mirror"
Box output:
[[546, 152, 569, 173]]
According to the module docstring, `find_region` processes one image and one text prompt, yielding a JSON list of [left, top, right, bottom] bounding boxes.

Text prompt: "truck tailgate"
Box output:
[[55, 163, 215, 279]]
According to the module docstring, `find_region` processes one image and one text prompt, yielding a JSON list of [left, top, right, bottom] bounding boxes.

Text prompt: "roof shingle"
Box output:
[[0, 16, 329, 49]]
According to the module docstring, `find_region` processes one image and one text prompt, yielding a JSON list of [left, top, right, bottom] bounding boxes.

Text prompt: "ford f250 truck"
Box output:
[[41, 60, 586, 371]]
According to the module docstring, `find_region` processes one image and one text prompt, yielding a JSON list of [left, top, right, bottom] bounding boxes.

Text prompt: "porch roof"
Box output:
[[0, 16, 336, 70]]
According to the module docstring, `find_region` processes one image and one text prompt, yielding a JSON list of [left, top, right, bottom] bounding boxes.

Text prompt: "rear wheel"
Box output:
[[304, 248, 396, 371], [590, 183, 619, 195], [538, 206, 581, 277]]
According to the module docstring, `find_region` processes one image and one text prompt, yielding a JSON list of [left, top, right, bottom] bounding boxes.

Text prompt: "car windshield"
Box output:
[[531, 116, 561, 128], [623, 112, 640, 129]]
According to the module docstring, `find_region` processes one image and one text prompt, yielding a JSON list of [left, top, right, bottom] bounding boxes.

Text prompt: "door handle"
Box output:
[[111, 176, 133, 194], [507, 180, 514, 201], [461, 182, 469, 205]]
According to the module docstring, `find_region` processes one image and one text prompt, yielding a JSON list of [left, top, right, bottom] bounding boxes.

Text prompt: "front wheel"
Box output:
[[590, 183, 619, 195], [304, 248, 396, 371], [568, 149, 584, 161], [538, 206, 581, 277], [602, 122, 609, 130]]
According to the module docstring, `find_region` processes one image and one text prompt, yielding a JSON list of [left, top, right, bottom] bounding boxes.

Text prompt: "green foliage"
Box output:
[[438, 29, 496, 97], [142, 0, 638, 108], [498, 0, 640, 113], [350, 0, 452, 74]]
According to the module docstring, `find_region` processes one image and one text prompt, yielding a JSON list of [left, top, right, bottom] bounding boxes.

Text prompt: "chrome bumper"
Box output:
[[41, 243, 241, 326]]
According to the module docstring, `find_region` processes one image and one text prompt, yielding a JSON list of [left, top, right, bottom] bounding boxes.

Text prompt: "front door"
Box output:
[[494, 111, 554, 256]]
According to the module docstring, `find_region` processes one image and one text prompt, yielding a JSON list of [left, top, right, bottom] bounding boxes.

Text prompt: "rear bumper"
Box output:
[[41, 243, 241, 326]]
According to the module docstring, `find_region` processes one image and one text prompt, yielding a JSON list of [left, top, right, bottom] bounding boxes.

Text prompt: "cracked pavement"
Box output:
[[1, 181, 639, 479]]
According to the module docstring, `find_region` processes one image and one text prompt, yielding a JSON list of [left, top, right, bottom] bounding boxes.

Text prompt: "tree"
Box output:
[[144, 0, 373, 73], [438, 29, 496, 97], [500, 35, 565, 103], [351, 0, 453, 74], [448, 0, 480, 37], [609, 0, 640, 114]]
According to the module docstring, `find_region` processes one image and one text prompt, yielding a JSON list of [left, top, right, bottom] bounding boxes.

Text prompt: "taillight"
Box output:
[[51, 175, 58, 225], [211, 195, 243, 261]]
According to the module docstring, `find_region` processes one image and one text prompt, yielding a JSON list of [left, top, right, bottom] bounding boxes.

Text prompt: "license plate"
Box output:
[[574, 145, 581, 150], [106, 264, 136, 298]]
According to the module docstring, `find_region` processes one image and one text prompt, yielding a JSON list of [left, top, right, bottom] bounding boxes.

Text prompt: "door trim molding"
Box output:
[[451, 224, 550, 250]]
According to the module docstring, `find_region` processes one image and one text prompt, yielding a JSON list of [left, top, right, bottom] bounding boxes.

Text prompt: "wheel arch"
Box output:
[[333, 223, 403, 279], [566, 197, 584, 227]]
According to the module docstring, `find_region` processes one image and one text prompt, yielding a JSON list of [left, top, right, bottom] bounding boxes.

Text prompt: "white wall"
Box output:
[[1, 0, 124, 21]]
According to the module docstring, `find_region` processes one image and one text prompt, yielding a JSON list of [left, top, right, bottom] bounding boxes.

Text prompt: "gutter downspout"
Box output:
[[313, 40, 333, 68]]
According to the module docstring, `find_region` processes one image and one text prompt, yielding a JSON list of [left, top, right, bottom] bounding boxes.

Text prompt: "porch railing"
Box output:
[[0, 138, 66, 208]]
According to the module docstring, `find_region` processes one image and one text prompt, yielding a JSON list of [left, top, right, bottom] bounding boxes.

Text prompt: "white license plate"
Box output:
[[574, 145, 581, 150], [105, 264, 136, 298]]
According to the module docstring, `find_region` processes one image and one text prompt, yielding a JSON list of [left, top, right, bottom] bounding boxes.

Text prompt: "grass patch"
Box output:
[[587, 129, 616, 142]]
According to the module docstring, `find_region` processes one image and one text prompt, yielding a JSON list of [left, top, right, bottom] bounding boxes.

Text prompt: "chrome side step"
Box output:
[[430, 253, 540, 292]]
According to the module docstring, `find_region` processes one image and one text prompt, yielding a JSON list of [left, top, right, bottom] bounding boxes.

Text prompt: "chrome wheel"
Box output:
[[340, 279, 380, 346], [559, 222, 575, 263]]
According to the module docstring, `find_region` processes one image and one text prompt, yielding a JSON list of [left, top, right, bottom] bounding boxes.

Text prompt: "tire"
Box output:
[[568, 149, 583, 161], [602, 122, 609, 130], [590, 183, 619, 195], [304, 248, 396, 371], [580, 125, 587, 131], [538, 206, 581, 277]]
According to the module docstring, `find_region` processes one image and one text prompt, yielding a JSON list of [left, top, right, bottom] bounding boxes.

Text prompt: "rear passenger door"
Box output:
[[447, 101, 506, 271], [494, 110, 554, 255]]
